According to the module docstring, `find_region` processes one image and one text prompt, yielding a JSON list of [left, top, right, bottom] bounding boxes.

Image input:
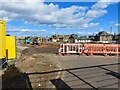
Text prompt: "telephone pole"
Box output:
[[110, 26, 112, 43]]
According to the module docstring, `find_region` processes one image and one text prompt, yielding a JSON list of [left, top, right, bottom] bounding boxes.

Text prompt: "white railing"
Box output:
[[58, 43, 84, 55]]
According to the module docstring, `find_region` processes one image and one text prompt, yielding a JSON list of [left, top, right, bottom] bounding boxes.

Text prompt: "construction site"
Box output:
[[0, 1, 120, 90], [0, 19, 120, 90]]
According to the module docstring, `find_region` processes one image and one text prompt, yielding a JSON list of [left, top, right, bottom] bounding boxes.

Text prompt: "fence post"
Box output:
[[63, 44, 65, 54], [90, 48, 93, 56], [82, 45, 86, 56], [116, 48, 119, 56], [58, 49, 62, 56], [103, 44, 107, 56], [66, 44, 69, 55]]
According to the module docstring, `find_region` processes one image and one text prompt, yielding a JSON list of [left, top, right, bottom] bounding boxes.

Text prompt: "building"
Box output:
[[38, 37, 43, 43], [49, 35, 69, 43], [69, 34, 92, 43], [69, 34, 78, 43], [49, 36, 58, 42], [58, 36, 69, 42], [89, 35, 95, 41], [42, 37, 50, 42], [113, 33, 120, 43], [94, 31, 113, 43], [76, 36, 92, 43]]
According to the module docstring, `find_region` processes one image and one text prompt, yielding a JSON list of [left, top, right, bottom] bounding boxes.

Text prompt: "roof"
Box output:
[[58, 36, 69, 39], [96, 31, 112, 36], [117, 33, 120, 36], [69, 34, 78, 39], [77, 36, 91, 40], [113, 33, 120, 39]]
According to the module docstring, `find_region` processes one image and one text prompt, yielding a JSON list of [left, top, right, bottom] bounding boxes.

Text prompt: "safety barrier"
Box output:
[[83, 44, 120, 56], [58, 43, 120, 56], [105, 44, 120, 56], [58, 43, 83, 55]]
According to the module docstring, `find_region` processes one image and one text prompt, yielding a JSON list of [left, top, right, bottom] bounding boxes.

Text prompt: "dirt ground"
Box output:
[[2, 43, 60, 89], [2, 43, 119, 89], [21, 42, 60, 55]]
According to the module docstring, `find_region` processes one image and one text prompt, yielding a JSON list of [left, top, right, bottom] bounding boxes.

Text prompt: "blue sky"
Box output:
[[0, 0, 119, 37]]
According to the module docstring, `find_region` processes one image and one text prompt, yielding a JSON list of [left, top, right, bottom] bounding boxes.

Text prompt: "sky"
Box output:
[[0, 0, 119, 37]]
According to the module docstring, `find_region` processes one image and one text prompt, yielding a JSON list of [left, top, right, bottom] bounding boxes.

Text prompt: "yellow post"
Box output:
[[0, 20, 6, 59], [6, 36, 16, 59]]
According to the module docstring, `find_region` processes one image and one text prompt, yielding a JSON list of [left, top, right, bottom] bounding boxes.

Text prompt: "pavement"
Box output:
[[26, 54, 119, 89]]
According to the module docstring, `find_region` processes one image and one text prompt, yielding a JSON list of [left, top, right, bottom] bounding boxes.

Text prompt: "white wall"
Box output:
[[75, 39, 91, 43]]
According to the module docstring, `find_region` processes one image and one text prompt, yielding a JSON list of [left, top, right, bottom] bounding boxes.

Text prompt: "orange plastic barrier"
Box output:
[[83, 44, 120, 56], [105, 44, 120, 56]]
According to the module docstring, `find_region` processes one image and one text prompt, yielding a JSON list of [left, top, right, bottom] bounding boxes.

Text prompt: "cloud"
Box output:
[[84, 0, 115, 23], [1, 0, 115, 29], [77, 31, 85, 35], [85, 10, 107, 19], [99, 28, 104, 31], [20, 29, 46, 32], [115, 23, 120, 26], [7, 28, 46, 33], [91, 0, 114, 10], [6, 25, 46, 36], [82, 23, 99, 28], [51, 32, 56, 35], [78, 31, 94, 35]]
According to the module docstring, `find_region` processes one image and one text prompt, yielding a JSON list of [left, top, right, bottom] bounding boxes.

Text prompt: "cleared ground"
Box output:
[[50, 55, 119, 89], [26, 54, 119, 89], [2, 43, 120, 89]]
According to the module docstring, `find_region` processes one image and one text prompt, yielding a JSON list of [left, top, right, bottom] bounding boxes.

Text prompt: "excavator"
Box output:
[[30, 37, 39, 45], [25, 36, 40, 45]]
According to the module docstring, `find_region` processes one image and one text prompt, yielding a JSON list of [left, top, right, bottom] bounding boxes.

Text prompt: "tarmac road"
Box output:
[[47, 55, 119, 89], [26, 54, 119, 89]]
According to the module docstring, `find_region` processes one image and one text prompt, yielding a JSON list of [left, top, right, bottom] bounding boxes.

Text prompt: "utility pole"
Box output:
[[110, 26, 112, 43], [110, 26, 112, 34]]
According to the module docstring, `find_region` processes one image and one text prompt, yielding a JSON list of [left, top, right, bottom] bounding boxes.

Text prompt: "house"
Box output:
[[17, 36, 25, 44], [69, 34, 78, 43], [37, 37, 43, 43], [113, 33, 120, 40], [94, 31, 113, 43], [89, 35, 95, 41], [69, 34, 93, 43], [76, 36, 92, 43], [113, 33, 120, 43], [49, 34, 70, 43], [42, 37, 50, 42], [58, 36, 69, 42], [49, 35, 59, 42]]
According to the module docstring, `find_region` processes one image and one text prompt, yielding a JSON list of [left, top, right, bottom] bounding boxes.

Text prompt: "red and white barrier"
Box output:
[[58, 43, 120, 56], [105, 44, 120, 56], [58, 43, 83, 55], [83, 44, 120, 56]]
